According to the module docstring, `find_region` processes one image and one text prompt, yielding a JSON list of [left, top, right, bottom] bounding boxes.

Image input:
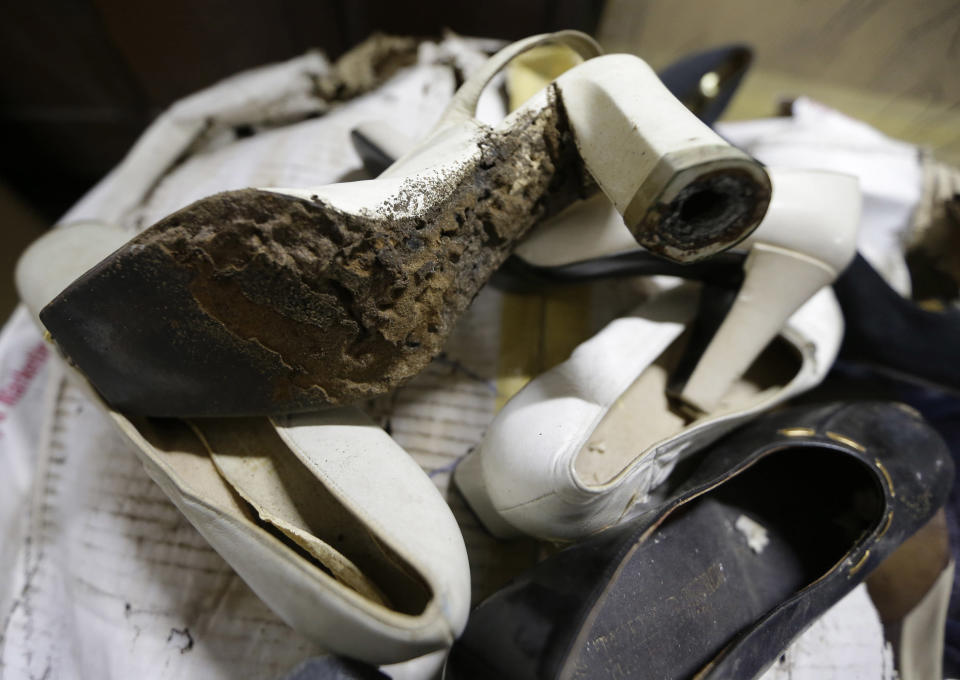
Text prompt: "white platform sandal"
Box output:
[[454, 167, 860, 541], [38, 31, 771, 417]]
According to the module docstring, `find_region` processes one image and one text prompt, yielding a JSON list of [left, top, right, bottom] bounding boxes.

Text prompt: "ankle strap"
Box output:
[[436, 31, 602, 130]]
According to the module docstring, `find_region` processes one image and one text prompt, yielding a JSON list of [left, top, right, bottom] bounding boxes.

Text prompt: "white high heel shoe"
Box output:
[[38, 31, 770, 418], [16, 223, 471, 665], [454, 168, 860, 541]]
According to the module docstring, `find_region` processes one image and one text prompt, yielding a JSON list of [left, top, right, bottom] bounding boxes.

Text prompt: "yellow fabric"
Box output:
[[505, 44, 585, 112], [496, 46, 595, 410], [496, 286, 593, 410]]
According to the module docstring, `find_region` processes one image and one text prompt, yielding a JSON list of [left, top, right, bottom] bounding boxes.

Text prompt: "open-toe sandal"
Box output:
[[39, 30, 770, 416]]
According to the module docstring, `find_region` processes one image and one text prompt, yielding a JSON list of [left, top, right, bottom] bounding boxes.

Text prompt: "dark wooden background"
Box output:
[[0, 0, 604, 221]]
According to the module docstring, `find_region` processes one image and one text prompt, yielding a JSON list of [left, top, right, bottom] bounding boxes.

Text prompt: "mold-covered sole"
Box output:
[[40, 89, 589, 416]]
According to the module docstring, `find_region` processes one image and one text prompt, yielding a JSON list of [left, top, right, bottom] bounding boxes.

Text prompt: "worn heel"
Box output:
[[558, 55, 771, 262], [36, 31, 771, 417], [674, 170, 861, 414]]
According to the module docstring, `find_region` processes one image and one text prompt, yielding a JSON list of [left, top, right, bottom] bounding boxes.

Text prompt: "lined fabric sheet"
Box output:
[[0, 36, 894, 679]]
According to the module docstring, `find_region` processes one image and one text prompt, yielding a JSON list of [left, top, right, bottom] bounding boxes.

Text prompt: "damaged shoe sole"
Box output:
[[40, 31, 771, 416]]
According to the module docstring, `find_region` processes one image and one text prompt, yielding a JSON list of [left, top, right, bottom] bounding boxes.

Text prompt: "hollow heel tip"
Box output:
[[453, 452, 523, 540], [624, 151, 771, 263]]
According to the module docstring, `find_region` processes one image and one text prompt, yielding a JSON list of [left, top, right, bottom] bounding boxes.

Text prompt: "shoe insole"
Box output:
[[128, 416, 256, 523], [128, 416, 430, 615], [564, 448, 881, 679], [574, 333, 800, 486], [192, 419, 391, 608]]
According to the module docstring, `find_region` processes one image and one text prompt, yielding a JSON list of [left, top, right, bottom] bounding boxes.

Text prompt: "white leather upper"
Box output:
[[274, 409, 471, 640], [473, 282, 843, 541], [467, 171, 860, 534], [745, 169, 860, 274]]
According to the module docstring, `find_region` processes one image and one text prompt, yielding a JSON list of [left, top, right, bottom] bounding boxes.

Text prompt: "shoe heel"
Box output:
[[454, 449, 523, 539], [556, 54, 771, 263], [676, 243, 834, 413], [671, 169, 861, 414]]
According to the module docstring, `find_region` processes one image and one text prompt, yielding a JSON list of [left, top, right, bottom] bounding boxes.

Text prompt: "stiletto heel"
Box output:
[[673, 222, 850, 413], [672, 244, 833, 413], [39, 31, 771, 417]]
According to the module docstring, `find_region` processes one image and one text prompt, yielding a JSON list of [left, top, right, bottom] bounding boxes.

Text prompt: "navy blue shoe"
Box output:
[[443, 402, 953, 680]]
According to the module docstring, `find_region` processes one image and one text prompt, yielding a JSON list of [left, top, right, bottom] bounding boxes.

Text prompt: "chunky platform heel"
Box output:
[[40, 31, 770, 417], [554, 54, 769, 263]]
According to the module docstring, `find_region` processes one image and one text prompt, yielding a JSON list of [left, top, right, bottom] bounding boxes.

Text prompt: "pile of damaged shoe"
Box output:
[[14, 30, 959, 680]]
